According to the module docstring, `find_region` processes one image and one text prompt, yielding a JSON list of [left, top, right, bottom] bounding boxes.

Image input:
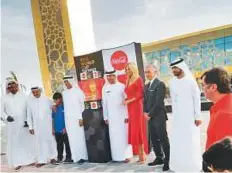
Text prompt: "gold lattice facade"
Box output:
[[31, 0, 74, 96]]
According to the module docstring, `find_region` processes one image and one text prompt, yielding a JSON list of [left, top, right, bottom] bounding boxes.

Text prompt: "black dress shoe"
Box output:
[[50, 159, 60, 165], [57, 159, 63, 163], [163, 164, 170, 171], [77, 159, 86, 165], [148, 158, 164, 166], [63, 158, 73, 164]]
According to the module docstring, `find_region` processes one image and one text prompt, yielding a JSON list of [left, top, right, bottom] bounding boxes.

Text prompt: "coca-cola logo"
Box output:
[[91, 102, 97, 109], [110, 51, 128, 71]]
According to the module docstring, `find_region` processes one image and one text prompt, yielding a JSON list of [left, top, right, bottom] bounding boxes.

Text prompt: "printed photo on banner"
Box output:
[[74, 51, 104, 81], [79, 79, 105, 101]]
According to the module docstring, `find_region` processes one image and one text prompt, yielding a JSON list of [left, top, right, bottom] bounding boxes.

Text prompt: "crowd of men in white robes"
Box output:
[[2, 58, 229, 172], [1, 76, 89, 171]]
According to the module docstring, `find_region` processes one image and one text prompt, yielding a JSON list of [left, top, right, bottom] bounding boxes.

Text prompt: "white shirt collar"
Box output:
[[149, 77, 156, 86]]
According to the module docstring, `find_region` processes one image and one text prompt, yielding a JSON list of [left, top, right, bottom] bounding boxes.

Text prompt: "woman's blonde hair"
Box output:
[[126, 62, 140, 84]]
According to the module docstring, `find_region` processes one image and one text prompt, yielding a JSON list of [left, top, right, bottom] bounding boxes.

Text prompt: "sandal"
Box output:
[[137, 152, 146, 164], [138, 160, 146, 164], [36, 163, 45, 168], [124, 159, 130, 163]]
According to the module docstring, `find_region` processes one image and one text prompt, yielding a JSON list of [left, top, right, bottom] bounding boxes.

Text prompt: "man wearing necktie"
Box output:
[[143, 64, 170, 172]]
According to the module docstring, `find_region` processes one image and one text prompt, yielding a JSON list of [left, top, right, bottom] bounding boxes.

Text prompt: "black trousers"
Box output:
[[149, 118, 170, 164], [55, 133, 72, 160]]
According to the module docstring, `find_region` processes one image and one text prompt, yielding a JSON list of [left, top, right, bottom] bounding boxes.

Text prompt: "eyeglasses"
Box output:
[[201, 83, 213, 90]]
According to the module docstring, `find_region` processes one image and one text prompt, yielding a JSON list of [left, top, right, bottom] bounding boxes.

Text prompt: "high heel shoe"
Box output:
[[137, 153, 146, 164], [137, 159, 146, 164]]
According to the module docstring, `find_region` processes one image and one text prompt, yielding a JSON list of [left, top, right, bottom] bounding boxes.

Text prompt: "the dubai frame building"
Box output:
[[31, 0, 96, 96]]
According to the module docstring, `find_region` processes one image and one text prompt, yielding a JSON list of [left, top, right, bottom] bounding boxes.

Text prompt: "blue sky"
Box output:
[[1, 0, 42, 89], [1, 0, 232, 90]]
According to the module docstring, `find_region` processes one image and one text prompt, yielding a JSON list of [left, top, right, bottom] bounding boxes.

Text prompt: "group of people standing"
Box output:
[[103, 60, 198, 172], [1, 76, 88, 171], [103, 59, 201, 172], [1, 58, 232, 172], [104, 59, 232, 172]]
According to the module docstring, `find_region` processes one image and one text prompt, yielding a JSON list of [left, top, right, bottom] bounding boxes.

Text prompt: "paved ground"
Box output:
[[0, 112, 210, 172]]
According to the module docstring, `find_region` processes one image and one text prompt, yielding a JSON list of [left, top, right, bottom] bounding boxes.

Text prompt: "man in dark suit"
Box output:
[[144, 64, 170, 171]]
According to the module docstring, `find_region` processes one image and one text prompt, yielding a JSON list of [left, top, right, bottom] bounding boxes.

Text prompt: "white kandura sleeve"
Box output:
[[23, 97, 29, 123], [48, 98, 54, 112], [1, 97, 8, 122], [26, 101, 34, 130], [22, 94, 28, 122], [122, 89, 128, 119], [77, 90, 85, 120], [102, 86, 108, 121], [168, 81, 175, 112], [191, 80, 201, 120]]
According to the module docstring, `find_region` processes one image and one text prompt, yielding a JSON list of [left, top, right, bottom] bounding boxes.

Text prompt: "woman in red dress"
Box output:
[[124, 62, 148, 164]]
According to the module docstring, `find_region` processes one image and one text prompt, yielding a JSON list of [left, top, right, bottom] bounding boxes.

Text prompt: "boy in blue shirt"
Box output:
[[52, 92, 73, 163]]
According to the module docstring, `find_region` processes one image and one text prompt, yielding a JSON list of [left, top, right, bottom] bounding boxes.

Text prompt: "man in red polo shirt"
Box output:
[[201, 67, 232, 150]]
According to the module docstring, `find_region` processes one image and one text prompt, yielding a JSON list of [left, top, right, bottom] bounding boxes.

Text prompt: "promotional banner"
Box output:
[[74, 51, 111, 163], [76, 51, 105, 108], [102, 43, 144, 84], [102, 43, 149, 154]]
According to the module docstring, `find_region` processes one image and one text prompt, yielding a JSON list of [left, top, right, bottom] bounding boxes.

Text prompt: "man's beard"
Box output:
[[10, 90, 18, 95], [174, 71, 183, 77]]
